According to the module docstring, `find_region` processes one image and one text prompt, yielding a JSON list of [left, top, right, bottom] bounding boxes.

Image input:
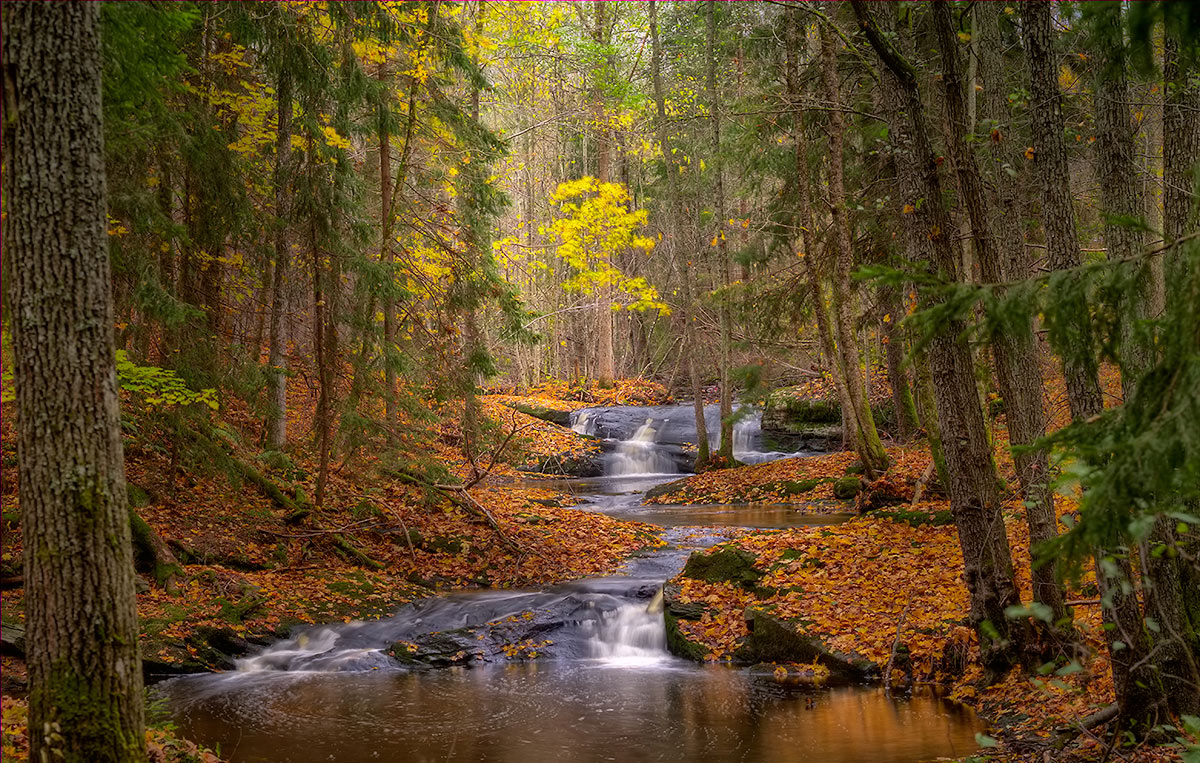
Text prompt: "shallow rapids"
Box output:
[[158, 406, 984, 762]]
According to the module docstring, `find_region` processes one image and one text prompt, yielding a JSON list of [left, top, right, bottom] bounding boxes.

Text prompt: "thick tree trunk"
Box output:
[[1093, 9, 1181, 723], [1092, 3, 1150, 396], [819, 21, 889, 478], [651, 0, 709, 469], [936, 0, 1069, 635], [2, 3, 147, 759], [853, 0, 1025, 673], [706, 0, 735, 463], [1021, 1, 1104, 422], [267, 67, 293, 451], [1023, 0, 1167, 728]]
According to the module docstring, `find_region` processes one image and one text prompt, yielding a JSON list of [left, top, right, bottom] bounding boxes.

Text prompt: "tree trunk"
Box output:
[[1021, 1, 1104, 422], [1022, 0, 1166, 727], [2, 3, 147, 759], [707, 0, 735, 464], [650, 0, 709, 470], [1093, 10, 1178, 723], [593, 0, 615, 388], [882, 286, 918, 441], [378, 60, 397, 429], [853, 0, 1025, 673], [1092, 3, 1150, 395], [267, 67, 293, 451], [1159, 17, 1200, 717], [819, 19, 889, 477], [783, 7, 849, 462], [936, 0, 1069, 635]]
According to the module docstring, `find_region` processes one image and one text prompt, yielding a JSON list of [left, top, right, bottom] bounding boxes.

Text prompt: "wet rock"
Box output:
[[389, 629, 481, 667], [1, 618, 26, 657], [662, 583, 711, 661], [740, 607, 878, 681], [680, 547, 762, 589], [762, 393, 842, 431]]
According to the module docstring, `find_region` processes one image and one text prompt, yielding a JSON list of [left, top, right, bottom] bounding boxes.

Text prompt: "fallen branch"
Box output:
[[910, 462, 936, 507]]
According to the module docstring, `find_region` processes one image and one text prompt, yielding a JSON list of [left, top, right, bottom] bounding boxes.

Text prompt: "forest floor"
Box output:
[[0, 371, 1190, 762], [0, 379, 662, 762]]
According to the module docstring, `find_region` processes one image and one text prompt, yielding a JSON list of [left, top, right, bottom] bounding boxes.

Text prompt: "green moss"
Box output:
[[664, 611, 710, 661], [37, 660, 143, 762], [870, 508, 955, 527], [680, 547, 762, 588], [832, 476, 863, 499]]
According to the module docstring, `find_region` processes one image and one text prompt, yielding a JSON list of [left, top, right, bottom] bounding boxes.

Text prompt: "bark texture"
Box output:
[[2, 3, 147, 760], [267, 67, 293, 451], [853, 0, 1024, 672], [819, 19, 888, 477], [1021, 1, 1104, 422], [706, 0, 735, 463], [937, 0, 1068, 633]]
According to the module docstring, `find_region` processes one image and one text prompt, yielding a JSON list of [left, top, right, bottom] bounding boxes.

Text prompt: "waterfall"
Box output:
[[582, 590, 669, 666], [609, 419, 676, 476], [571, 410, 595, 435]]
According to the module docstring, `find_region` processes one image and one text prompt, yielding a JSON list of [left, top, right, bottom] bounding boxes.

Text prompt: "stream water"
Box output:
[[159, 404, 983, 762]]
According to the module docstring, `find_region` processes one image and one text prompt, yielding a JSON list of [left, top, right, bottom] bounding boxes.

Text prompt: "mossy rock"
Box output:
[[662, 584, 711, 661], [871, 508, 955, 527], [643, 477, 691, 502], [844, 461, 865, 475], [424, 535, 464, 554], [832, 475, 864, 499], [501, 401, 571, 427], [680, 547, 762, 588], [762, 391, 842, 431], [762, 478, 826, 497], [388, 629, 479, 667], [742, 608, 878, 680]]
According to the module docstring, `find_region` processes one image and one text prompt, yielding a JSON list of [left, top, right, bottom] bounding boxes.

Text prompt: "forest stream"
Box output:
[[157, 405, 984, 763]]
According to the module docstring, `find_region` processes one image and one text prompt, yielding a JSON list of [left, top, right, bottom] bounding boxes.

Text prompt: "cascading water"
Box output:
[[608, 419, 677, 476], [582, 590, 668, 666], [571, 410, 594, 436]]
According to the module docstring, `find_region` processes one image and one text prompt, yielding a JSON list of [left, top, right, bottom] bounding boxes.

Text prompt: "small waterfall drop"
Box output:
[[582, 590, 669, 666], [571, 410, 595, 436], [609, 419, 676, 476]]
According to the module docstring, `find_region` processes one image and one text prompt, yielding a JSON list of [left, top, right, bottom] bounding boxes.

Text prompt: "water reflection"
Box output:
[[163, 667, 982, 763]]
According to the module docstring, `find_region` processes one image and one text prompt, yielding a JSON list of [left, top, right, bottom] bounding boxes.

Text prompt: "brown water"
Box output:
[[163, 667, 982, 763], [160, 430, 984, 762]]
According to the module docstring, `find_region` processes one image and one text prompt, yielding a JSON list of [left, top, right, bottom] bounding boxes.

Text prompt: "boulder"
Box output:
[[833, 475, 864, 500], [522, 451, 603, 477], [740, 607, 878, 681], [389, 629, 481, 667], [662, 583, 711, 661], [680, 547, 762, 589]]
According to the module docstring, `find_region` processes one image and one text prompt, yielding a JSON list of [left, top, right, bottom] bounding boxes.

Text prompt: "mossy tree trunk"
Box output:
[[819, 18, 889, 478], [2, 3, 147, 759]]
